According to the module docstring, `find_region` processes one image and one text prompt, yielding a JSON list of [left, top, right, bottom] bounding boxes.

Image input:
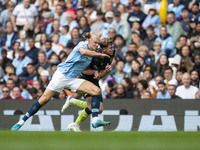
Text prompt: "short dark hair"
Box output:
[[167, 11, 175, 16], [164, 66, 173, 73]]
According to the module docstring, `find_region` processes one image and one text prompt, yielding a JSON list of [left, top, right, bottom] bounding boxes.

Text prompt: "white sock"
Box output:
[[74, 122, 79, 126], [18, 120, 24, 125], [92, 117, 99, 124]]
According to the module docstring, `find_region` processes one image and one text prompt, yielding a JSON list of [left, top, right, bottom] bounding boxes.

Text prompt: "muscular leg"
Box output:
[[11, 89, 56, 130]]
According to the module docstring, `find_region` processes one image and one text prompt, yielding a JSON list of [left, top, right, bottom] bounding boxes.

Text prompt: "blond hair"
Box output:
[[154, 41, 162, 46], [138, 45, 148, 52], [82, 32, 100, 40]]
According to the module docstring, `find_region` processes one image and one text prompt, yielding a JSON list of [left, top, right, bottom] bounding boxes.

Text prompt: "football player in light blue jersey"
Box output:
[[11, 33, 110, 131]]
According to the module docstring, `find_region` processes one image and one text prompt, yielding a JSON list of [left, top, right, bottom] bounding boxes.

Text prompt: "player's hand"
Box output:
[[105, 63, 112, 73], [100, 53, 110, 59], [93, 71, 100, 79]]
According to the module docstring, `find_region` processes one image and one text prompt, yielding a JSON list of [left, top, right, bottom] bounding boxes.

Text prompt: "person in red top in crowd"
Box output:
[[1, 86, 12, 99], [65, 0, 77, 19], [12, 86, 25, 99]]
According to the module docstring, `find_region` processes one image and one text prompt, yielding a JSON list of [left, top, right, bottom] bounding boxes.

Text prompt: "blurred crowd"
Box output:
[[0, 0, 200, 100]]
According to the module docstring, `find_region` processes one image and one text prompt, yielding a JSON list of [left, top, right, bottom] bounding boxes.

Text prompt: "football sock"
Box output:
[[22, 101, 42, 122], [74, 99, 87, 109], [75, 109, 89, 125], [91, 95, 101, 119]]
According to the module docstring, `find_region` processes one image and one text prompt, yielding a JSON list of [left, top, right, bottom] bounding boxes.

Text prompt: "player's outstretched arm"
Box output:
[[79, 48, 110, 58]]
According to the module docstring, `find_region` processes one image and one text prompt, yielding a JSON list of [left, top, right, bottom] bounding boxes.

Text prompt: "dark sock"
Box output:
[[91, 95, 101, 118], [22, 101, 42, 121], [85, 107, 92, 115]]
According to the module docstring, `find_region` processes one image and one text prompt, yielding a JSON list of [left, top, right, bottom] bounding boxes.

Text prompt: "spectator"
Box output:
[[180, 8, 190, 34], [0, 78, 6, 98], [122, 77, 134, 98], [193, 54, 200, 71], [90, 10, 104, 35], [0, 22, 19, 51], [44, 40, 53, 59], [101, 11, 114, 38], [51, 33, 64, 55], [12, 47, 32, 76], [32, 80, 41, 91], [12, 86, 25, 99], [176, 72, 198, 99], [155, 24, 175, 57], [68, 27, 83, 46], [166, 11, 185, 42], [127, 59, 141, 79], [23, 63, 37, 84], [180, 45, 193, 61], [153, 41, 165, 64], [105, 76, 117, 98], [1, 86, 12, 99], [175, 69, 184, 86], [44, 12, 54, 36], [19, 80, 30, 99], [188, 18, 198, 38], [176, 35, 188, 54], [104, 0, 114, 12], [9, 71, 20, 87], [168, 84, 182, 99], [26, 38, 39, 65], [63, 42, 75, 56], [11, 0, 38, 37], [55, 4, 67, 26], [3, 63, 15, 82], [78, 16, 91, 35], [76, 6, 84, 23], [7, 41, 20, 60], [17, 30, 29, 51], [164, 66, 178, 87], [48, 53, 60, 64], [65, 0, 77, 19], [142, 91, 152, 99], [143, 26, 157, 50], [156, 81, 171, 99], [178, 57, 194, 73], [1, 49, 12, 72], [114, 35, 128, 61], [59, 25, 71, 47], [137, 56, 149, 72], [39, 70, 50, 88], [190, 69, 200, 88], [114, 84, 126, 98], [156, 54, 169, 76], [127, 1, 147, 27], [66, 13, 78, 32], [137, 79, 148, 97], [189, 3, 200, 20], [138, 45, 149, 65], [128, 42, 138, 57], [149, 75, 164, 98], [6, 78, 15, 96], [28, 87, 38, 100], [123, 51, 135, 74], [111, 11, 130, 45], [36, 33, 49, 50], [133, 89, 141, 99], [35, 51, 51, 70], [85, 3, 97, 25], [0, 1, 16, 31], [117, 3, 129, 21], [142, 5, 161, 33], [113, 60, 126, 84], [167, 0, 185, 19]]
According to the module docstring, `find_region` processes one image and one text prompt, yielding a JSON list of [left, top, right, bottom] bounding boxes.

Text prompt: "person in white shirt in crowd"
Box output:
[[11, 0, 38, 37], [176, 72, 198, 99], [101, 11, 114, 38], [65, 13, 78, 32]]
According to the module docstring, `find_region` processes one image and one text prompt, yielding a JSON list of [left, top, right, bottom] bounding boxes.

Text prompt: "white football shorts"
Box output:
[[47, 69, 85, 93]]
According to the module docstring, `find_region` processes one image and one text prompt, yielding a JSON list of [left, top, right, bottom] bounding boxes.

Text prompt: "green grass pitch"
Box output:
[[0, 131, 200, 150]]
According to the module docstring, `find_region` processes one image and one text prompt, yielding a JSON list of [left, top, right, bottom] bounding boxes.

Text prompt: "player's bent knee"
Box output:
[[91, 87, 101, 95]]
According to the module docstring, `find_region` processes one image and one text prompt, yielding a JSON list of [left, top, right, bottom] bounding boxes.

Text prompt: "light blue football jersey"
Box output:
[[57, 41, 93, 78]]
